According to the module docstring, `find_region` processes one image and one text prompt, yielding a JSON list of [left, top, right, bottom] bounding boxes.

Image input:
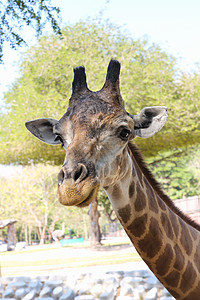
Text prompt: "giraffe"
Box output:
[[25, 59, 200, 299]]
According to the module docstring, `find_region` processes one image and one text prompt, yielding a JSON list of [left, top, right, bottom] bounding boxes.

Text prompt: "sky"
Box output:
[[1, 0, 200, 171], [1, 0, 200, 100]]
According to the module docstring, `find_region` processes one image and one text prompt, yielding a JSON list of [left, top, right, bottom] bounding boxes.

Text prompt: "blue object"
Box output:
[[60, 238, 84, 246]]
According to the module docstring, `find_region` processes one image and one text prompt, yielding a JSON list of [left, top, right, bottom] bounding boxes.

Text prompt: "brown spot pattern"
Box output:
[[138, 217, 163, 259], [127, 214, 148, 238], [194, 248, 200, 273], [144, 178, 159, 214], [180, 261, 197, 293], [169, 212, 179, 237], [179, 219, 193, 256], [134, 184, 146, 212], [164, 269, 180, 288], [112, 184, 122, 199], [161, 213, 174, 240], [190, 227, 198, 241], [157, 196, 166, 211], [129, 180, 136, 199], [173, 244, 185, 271], [118, 204, 131, 224], [166, 288, 180, 299], [183, 281, 200, 300], [155, 243, 174, 276]]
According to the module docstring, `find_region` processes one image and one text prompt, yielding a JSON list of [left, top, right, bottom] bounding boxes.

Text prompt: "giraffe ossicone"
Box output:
[[26, 59, 200, 299]]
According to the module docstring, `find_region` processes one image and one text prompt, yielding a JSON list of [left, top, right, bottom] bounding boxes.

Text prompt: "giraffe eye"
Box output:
[[119, 128, 131, 141]]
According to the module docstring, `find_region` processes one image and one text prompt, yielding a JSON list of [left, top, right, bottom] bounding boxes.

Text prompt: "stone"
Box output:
[[120, 284, 134, 296], [59, 289, 75, 300], [123, 271, 136, 278], [44, 280, 63, 288], [29, 280, 42, 293], [146, 275, 159, 286], [74, 296, 95, 300], [15, 277, 31, 283], [36, 298, 55, 300], [163, 288, 173, 296], [90, 284, 104, 297], [121, 276, 143, 288], [22, 289, 37, 300], [0, 277, 14, 286], [89, 274, 103, 285], [145, 287, 157, 299], [78, 287, 91, 295], [0, 298, 16, 300], [76, 277, 93, 295], [52, 286, 63, 298], [0, 285, 3, 297], [40, 286, 52, 297], [8, 281, 27, 289], [36, 276, 49, 283], [3, 287, 15, 298], [15, 288, 28, 299], [99, 286, 115, 300], [134, 285, 145, 298], [117, 297, 137, 300], [104, 276, 119, 288], [0, 269, 172, 300], [65, 277, 77, 290]]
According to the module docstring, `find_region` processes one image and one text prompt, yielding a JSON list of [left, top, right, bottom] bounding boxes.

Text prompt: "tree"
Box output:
[[1, 19, 199, 166], [0, 164, 91, 243], [1, 19, 199, 245], [89, 198, 101, 247], [0, 0, 61, 63], [0, 164, 65, 244], [148, 145, 200, 199], [98, 189, 117, 223]]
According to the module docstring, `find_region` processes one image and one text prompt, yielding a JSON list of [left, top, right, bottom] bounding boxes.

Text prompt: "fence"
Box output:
[[102, 195, 200, 239], [174, 195, 200, 224], [101, 222, 126, 239]]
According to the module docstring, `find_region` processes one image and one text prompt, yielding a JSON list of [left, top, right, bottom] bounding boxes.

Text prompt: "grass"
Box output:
[[0, 240, 131, 256], [1, 243, 141, 276], [2, 252, 140, 269], [0, 246, 58, 256]]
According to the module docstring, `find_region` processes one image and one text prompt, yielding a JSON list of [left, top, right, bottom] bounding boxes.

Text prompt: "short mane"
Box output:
[[128, 141, 200, 232]]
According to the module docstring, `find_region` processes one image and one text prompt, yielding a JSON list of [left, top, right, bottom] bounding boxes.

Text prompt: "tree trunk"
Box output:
[[89, 198, 101, 247], [28, 225, 32, 245], [7, 223, 16, 251], [40, 226, 46, 244], [24, 224, 28, 245], [83, 213, 88, 240]]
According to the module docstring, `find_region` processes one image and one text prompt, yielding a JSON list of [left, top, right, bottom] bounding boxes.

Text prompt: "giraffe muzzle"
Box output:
[[57, 162, 100, 207], [58, 163, 88, 185]]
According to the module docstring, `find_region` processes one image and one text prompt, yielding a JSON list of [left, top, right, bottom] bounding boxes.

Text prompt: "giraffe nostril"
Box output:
[[72, 163, 88, 183], [58, 169, 64, 185]]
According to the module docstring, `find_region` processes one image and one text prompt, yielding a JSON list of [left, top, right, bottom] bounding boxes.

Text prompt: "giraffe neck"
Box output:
[[105, 142, 200, 299]]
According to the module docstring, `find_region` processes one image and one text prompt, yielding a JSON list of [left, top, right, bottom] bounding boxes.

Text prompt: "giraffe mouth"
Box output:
[[57, 177, 100, 207]]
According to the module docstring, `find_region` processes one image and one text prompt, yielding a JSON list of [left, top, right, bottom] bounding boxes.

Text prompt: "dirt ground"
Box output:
[[1, 237, 148, 277]]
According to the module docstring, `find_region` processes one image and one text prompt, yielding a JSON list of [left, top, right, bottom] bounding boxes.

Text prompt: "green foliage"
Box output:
[[98, 189, 117, 223], [0, 19, 199, 165], [149, 145, 200, 199], [0, 0, 61, 62]]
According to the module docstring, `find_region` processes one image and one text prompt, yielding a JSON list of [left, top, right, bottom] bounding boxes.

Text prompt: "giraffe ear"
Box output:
[[132, 106, 168, 138], [25, 118, 61, 145]]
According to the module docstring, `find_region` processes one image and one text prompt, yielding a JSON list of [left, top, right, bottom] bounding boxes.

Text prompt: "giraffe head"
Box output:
[[25, 60, 167, 207]]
